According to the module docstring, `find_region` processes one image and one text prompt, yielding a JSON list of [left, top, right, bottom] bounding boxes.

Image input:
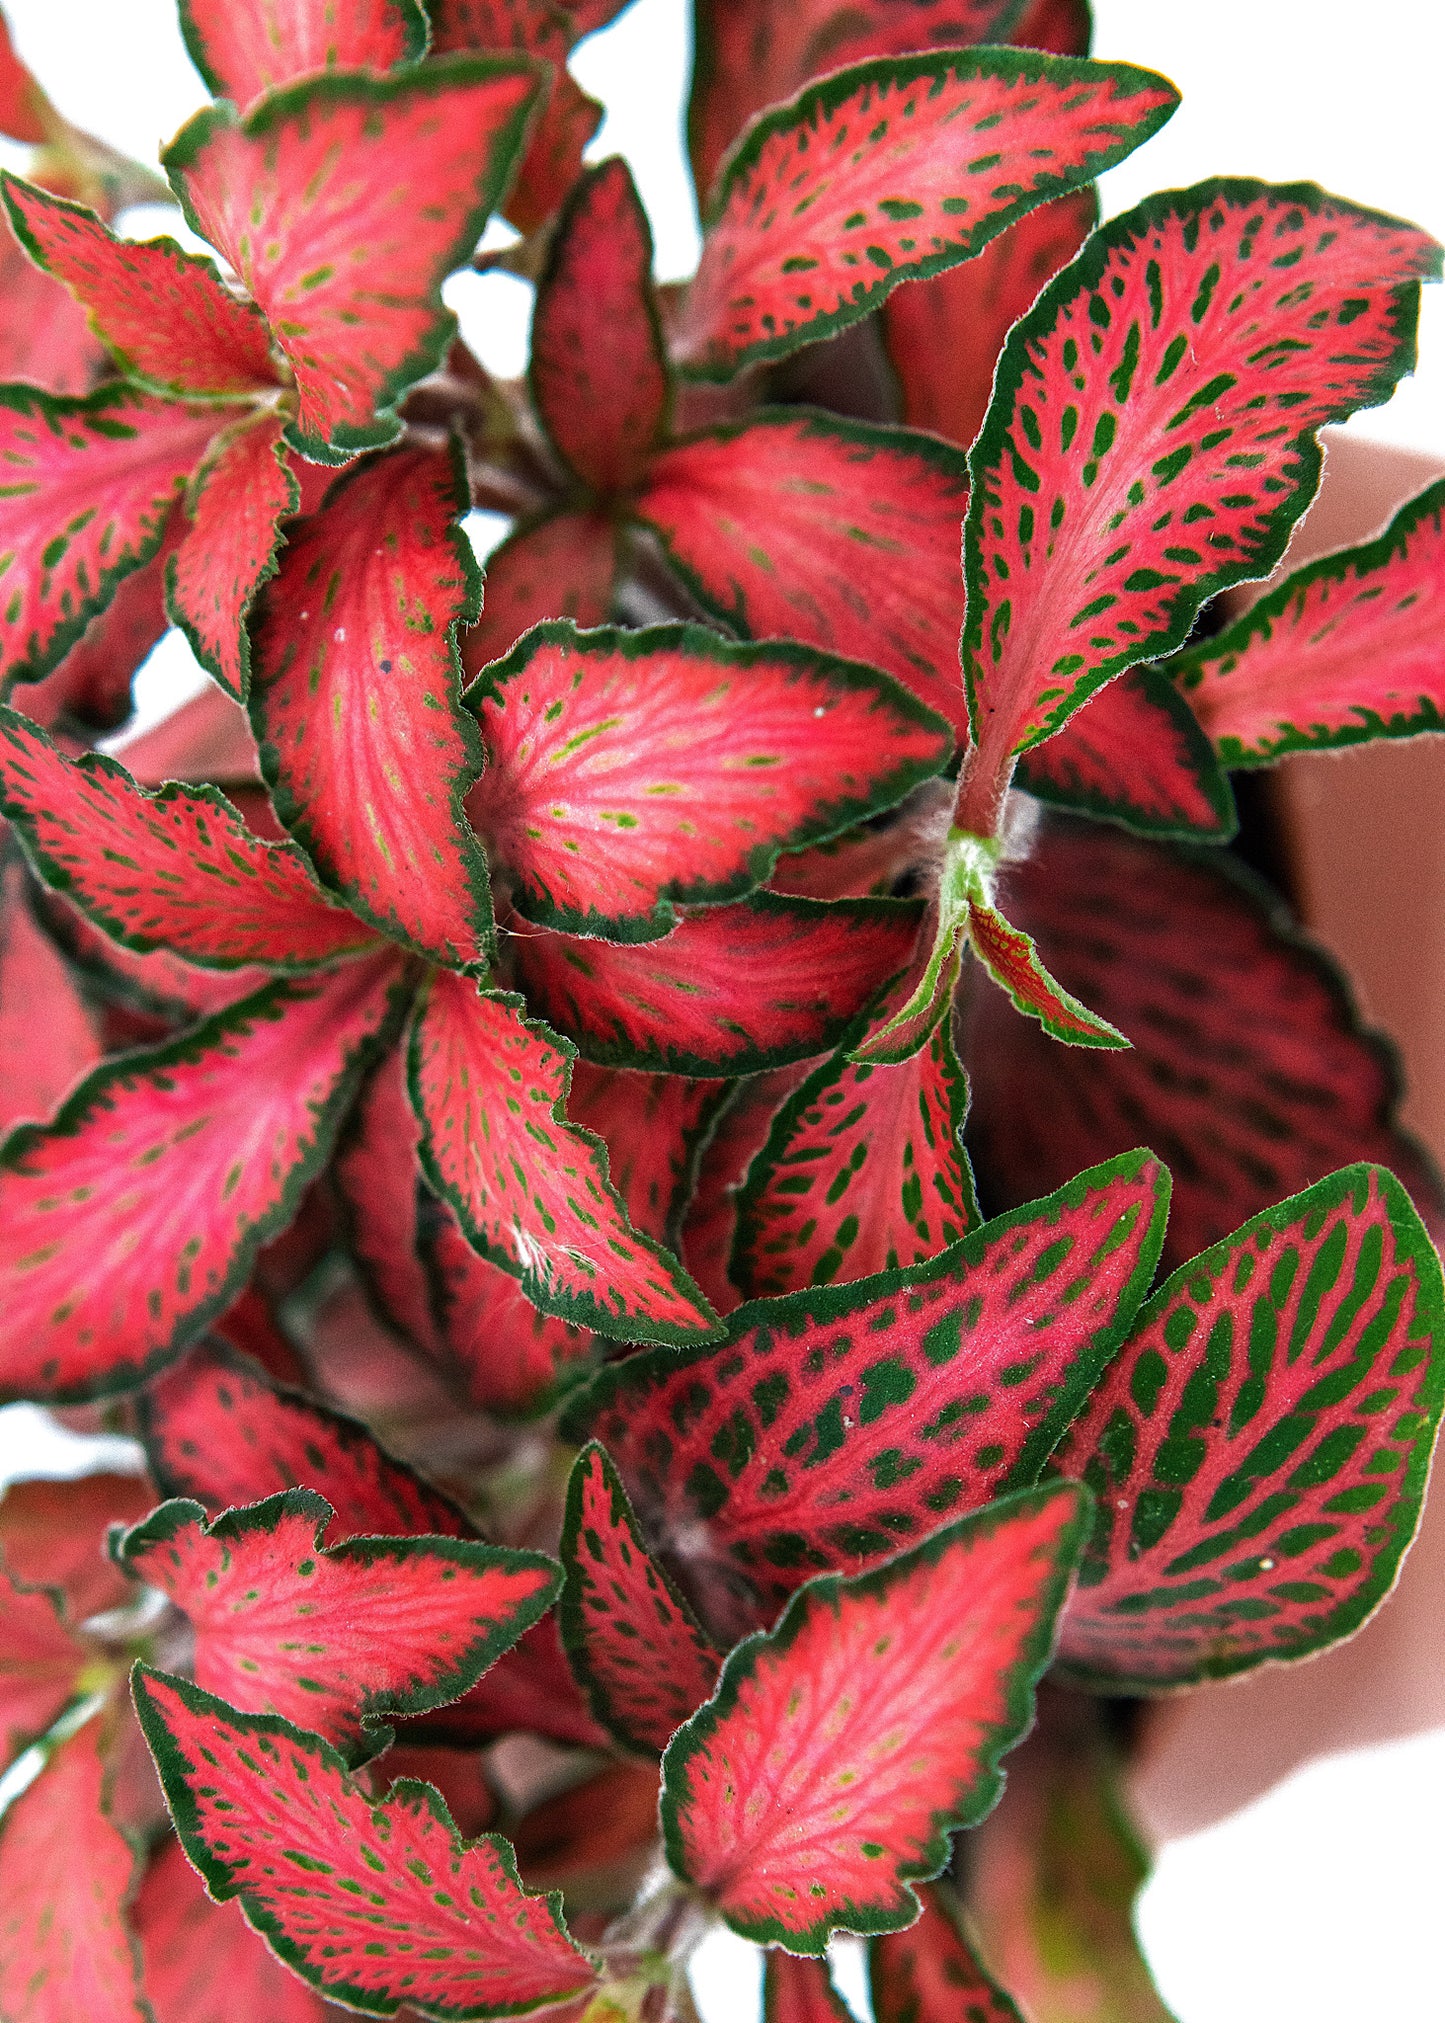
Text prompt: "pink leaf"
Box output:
[[870, 1883, 1024, 2023], [135, 1835, 334, 2023], [659, 1484, 1088, 1950], [0, 205, 108, 395], [0, 1568, 87, 1766], [1174, 474, 1445, 763], [967, 901, 1128, 1048], [681, 1066, 812, 1315], [1055, 1164, 1445, 1689], [0, 953, 408, 1401], [138, 1337, 475, 1540], [407, 967, 717, 1343], [634, 413, 972, 738], [460, 511, 619, 678], [467, 619, 950, 940], [558, 1443, 722, 1756], [0, 1471, 154, 1625], [673, 51, 1177, 378], [115, 1490, 559, 1759], [0, 383, 217, 687], [166, 60, 540, 459], [179, 0, 428, 109], [134, 1667, 600, 2017], [512, 890, 922, 1076], [335, 1048, 445, 1354], [0, 855, 100, 1136], [765, 1951, 857, 2023], [0, 706, 375, 970], [530, 157, 668, 494], [17, 524, 179, 732], [567, 1060, 727, 1246], [428, 1219, 599, 1417], [568, 1154, 1166, 1644], [250, 445, 494, 968], [2, 174, 280, 397], [0, 12, 51, 143]]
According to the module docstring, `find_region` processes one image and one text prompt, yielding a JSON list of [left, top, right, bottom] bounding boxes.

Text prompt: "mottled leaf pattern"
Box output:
[[134, 1668, 600, 2018], [179, 0, 428, 108], [1173, 474, 1445, 763], [1054, 1164, 1445, 1689], [870, 1884, 1024, 2023], [568, 1155, 1165, 1643], [0, 383, 217, 687], [468, 620, 950, 939], [567, 1060, 727, 1247], [635, 412, 972, 737], [135, 1835, 335, 2023], [674, 52, 1177, 377], [2, 174, 279, 396], [408, 967, 717, 1342], [559, 1443, 722, 1756], [115, 1491, 558, 1758], [0, 707, 372, 969], [0, 955, 406, 1401], [512, 891, 922, 1077], [660, 1486, 1088, 1949], [165, 61, 540, 459], [251, 446, 494, 968]]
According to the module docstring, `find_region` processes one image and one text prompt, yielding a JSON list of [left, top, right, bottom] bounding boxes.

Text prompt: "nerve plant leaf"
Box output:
[[133, 1668, 600, 2018], [0, 953, 407, 1402], [530, 157, 669, 495], [0, 383, 218, 689], [1, 174, 280, 397], [870, 1883, 1024, 2023], [427, 1222, 599, 1418], [634, 412, 972, 737], [0, 855, 100, 1138], [467, 620, 951, 941], [250, 445, 494, 969], [114, 1490, 558, 1760], [512, 891, 922, 1077], [408, 967, 719, 1343], [765, 1950, 857, 2023], [139, 1338, 475, 1540], [0, 1719, 151, 2023], [659, 1484, 1088, 1951], [165, 59, 540, 460], [956, 180, 1441, 822], [461, 511, 618, 675], [558, 1443, 722, 1757], [178, 0, 429, 109], [674, 50, 1178, 379], [1054, 1163, 1445, 1690], [1173, 474, 1445, 764], [0, 1567, 88, 1767], [0, 707, 373, 970], [568, 1154, 1166, 1641]]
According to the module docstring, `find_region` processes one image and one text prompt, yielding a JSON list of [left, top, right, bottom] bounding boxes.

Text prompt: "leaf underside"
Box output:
[[427, 1217, 599, 1419]]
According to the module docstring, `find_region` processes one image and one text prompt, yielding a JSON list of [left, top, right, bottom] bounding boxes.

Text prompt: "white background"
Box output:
[[1, 4, 1443, 2018]]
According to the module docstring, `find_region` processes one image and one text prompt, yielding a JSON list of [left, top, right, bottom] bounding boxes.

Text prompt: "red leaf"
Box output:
[[135, 1835, 334, 2023], [0, 384, 217, 688], [681, 1066, 812, 1315], [634, 413, 971, 738], [0, 855, 100, 1136], [673, 51, 1177, 378], [530, 158, 668, 494], [688, 0, 1027, 204], [0, 12, 50, 142], [418, 1612, 612, 1752], [115, 1490, 558, 1759], [134, 1667, 600, 2016], [18, 527, 178, 733], [1054, 1163, 1445, 1690], [0, 1719, 150, 2023], [2, 174, 280, 397], [460, 511, 619, 679], [567, 1060, 727, 1246], [335, 1048, 445, 1354], [1013, 664, 1234, 840], [967, 900, 1128, 1048], [468, 619, 951, 940], [168, 411, 299, 704], [659, 1484, 1088, 1950], [512, 891, 921, 1077], [408, 967, 717, 1342], [0, 1569, 87, 1765], [0, 953, 408, 1402], [112, 681, 260, 788], [567, 1153, 1166, 1643], [250, 446, 493, 968], [881, 190, 1095, 453], [870, 1883, 1024, 2023], [1011, 0, 1091, 54], [0, 708, 375, 970], [954, 182, 1442, 834], [733, 969, 979, 1297], [0, 208, 107, 395], [37, 884, 276, 1023], [765, 1952, 856, 2023], [179, 0, 428, 108], [139, 1337, 475, 1540], [165, 61, 541, 460], [1, 1471, 155, 1624], [960, 815, 1445, 1273], [558, 1443, 722, 1756], [427, 1220, 599, 1416], [1174, 473, 1445, 764]]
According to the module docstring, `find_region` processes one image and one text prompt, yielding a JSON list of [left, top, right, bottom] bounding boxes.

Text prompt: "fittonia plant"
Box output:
[[0, 2, 1442, 2018]]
